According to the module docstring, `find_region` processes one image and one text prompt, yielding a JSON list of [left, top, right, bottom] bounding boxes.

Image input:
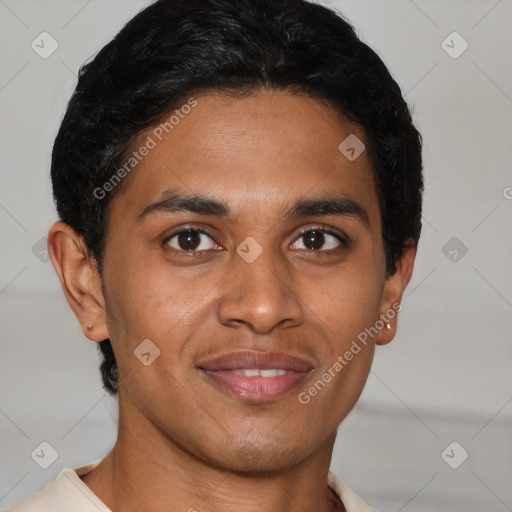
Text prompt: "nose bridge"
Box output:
[[217, 241, 304, 333]]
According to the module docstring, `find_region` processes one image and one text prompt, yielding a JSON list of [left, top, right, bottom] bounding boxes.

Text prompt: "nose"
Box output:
[[217, 247, 305, 334]]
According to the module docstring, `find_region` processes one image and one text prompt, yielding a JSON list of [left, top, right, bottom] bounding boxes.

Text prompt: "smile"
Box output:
[[197, 350, 314, 402], [232, 368, 287, 377]]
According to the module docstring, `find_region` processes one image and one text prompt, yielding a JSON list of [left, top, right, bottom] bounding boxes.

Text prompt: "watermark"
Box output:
[[236, 236, 263, 263], [134, 338, 161, 366], [31, 441, 59, 469], [441, 236, 468, 263], [298, 302, 402, 405], [31, 31, 59, 59], [441, 441, 469, 469], [93, 97, 198, 200], [338, 134, 365, 161], [441, 31, 468, 60], [32, 236, 50, 263], [503, 186, 512, 200]]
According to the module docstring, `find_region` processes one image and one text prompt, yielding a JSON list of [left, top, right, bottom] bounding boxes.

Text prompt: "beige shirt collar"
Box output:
[[6, 458, 376, 512]]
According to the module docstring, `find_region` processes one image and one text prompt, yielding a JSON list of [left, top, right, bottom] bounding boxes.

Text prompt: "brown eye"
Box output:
[[303, 230, 326, 250], [165, 229, 219, 252], [291, 228, 346, 251]]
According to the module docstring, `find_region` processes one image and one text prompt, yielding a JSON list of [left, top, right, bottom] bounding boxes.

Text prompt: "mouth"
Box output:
[[197, 350, 313, 402]]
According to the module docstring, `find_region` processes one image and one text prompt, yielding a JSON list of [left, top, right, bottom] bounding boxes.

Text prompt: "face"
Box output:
[[53, 90, 414, 473]]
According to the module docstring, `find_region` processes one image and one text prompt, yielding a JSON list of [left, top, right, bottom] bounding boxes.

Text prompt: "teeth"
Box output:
[[237, 369, 260, 377], [261, 369, 286, 377], [232, 369, 287, 377]]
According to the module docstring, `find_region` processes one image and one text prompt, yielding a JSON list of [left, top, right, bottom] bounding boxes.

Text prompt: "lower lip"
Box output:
[[199, 369, 310, 402]]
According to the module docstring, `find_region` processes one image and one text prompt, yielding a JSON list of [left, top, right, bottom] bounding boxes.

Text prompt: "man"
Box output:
[[6, 0, 423, 510]]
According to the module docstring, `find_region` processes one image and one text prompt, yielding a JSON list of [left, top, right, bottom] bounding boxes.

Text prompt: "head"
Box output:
[[48, 0, 422, 472]]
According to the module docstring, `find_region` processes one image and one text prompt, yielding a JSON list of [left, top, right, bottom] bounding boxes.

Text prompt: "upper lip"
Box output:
[[197, 350, 314, 372]]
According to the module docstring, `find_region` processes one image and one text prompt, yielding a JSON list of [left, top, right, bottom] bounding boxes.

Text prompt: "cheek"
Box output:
[[100, 251, 168, 365], [103, 246, 177, 323], [306, 262, 384, 340], [102, 252, 216, 374], [297, 341, 375, 436]]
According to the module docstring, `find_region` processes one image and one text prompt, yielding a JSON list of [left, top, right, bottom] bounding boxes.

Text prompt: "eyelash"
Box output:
[[294, 225, 349, 253], [162, 227, 214, 256], [161, 224, 349, 256]]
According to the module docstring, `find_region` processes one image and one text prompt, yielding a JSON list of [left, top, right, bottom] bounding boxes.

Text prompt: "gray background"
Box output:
[[1, 0, 511, 510]]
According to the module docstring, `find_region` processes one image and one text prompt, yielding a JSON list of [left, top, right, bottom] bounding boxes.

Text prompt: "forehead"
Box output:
[[109, 90, 380, 230]]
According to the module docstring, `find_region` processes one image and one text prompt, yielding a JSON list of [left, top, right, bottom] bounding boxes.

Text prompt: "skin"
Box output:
[[48, 89, 416, 512]]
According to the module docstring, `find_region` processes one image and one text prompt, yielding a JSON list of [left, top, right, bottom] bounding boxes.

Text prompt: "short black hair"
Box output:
[[51, 0, 423, 396]]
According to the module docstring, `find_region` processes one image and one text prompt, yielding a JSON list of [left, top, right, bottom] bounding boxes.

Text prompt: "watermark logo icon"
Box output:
[[31, 441, 59, 469], [338, 134, 365, 161], [441, 441, 468, 469], [31, 32, 59, 59], [441, 32, 468, 59], [236, 237, 263, 263], [32, 237, 50, 263], [442, 236, 468, 263], [134, 339, 161, 366]]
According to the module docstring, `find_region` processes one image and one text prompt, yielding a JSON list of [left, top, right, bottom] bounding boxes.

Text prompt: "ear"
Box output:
[[47, 222, 109, 342], [375, 243, 417, 346]]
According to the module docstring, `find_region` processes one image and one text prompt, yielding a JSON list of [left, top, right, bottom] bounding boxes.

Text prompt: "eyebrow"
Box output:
[[136, 190, 370, 229]]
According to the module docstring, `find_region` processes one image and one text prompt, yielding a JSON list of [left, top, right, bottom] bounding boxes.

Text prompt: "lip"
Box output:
[[198, 350, 314, 372], [197, 350, 314, 402]]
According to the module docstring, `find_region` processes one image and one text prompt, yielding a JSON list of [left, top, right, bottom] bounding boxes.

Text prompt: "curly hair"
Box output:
[[51, 0, 423, 396]]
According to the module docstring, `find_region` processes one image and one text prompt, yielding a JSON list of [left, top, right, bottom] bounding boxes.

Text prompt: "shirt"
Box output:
[[3, 458, 377, 512]]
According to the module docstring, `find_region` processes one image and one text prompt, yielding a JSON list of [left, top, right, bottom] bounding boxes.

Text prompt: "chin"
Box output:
[[205, 436, 310, 475]]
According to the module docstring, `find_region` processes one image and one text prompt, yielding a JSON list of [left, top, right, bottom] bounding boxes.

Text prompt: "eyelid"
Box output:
[[294, 224, 349, 249], [162, 223, 349, 254], [161, 224, 220, 251]]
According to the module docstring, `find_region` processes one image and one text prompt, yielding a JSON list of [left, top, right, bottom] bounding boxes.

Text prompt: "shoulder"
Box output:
[[3, 459, 110, 512], [328, 471, 378, 512]]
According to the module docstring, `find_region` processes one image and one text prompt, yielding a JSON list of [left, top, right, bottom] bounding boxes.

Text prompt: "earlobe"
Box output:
[[47, 222, 109, 342], [376, 243, 417, 346]]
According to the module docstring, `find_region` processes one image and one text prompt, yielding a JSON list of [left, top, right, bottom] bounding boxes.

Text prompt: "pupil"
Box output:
[[305, 230, 324, 250], [179, 230, 200, 250]]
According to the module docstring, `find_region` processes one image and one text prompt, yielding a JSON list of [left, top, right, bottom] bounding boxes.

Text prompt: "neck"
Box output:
[[80, 396, 345, 512]]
